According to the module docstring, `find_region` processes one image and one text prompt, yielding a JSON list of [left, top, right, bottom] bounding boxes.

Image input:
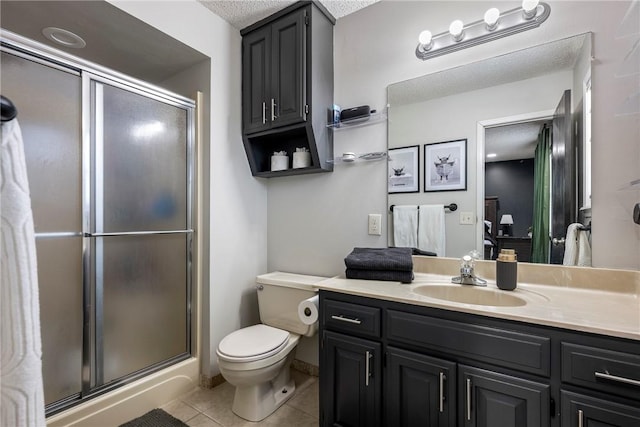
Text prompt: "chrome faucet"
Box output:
[[452, 254, 487, 286]]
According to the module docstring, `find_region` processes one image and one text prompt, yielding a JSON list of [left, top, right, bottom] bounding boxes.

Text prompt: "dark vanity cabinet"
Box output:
[[240, 1, 334, 177], [319, 290, 640, 427]]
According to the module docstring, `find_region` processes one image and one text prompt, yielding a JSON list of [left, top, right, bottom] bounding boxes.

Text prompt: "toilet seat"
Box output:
[[217, 324, 289, 362]]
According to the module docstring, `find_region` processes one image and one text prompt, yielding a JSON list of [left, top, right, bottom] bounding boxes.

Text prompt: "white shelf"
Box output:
[[327, 109, 387, 130]]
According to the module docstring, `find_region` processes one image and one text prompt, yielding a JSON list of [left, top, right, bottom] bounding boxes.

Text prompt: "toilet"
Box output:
[[216, 272, 326, 422]]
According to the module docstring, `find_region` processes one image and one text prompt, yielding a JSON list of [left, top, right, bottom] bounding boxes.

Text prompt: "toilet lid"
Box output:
[[218, 324, 289, 362]]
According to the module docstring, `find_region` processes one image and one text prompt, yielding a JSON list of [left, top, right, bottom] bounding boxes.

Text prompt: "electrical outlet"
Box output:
[[368, 214, 382, 235], [460, 211, 474, 225]]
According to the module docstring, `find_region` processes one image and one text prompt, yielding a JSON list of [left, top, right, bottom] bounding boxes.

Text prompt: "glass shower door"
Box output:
[[88, 78, 193, 387], [2, 44, 195, 414], [1, 50, 84, 407]]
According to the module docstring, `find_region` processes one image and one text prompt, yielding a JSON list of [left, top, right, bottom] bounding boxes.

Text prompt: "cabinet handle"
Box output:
[[466, 378, 472, 421], [331, 315, 361, 325], [262, 101, 266, 124], [595, 371, 640, 387], [365, 351, 372, 386], [439, 372, 446, 413], [578, 409, 584, 427], [271, 98, 277, 121]]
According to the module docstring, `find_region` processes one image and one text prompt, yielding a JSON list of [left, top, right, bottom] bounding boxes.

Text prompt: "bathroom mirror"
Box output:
[[387, 32, 637, 271]]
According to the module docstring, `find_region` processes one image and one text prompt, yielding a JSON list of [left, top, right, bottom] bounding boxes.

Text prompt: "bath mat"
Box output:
[[119, 408, 189, 427]]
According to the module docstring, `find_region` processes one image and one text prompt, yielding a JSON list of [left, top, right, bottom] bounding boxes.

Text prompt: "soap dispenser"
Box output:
[[496, 249, 517, 291]]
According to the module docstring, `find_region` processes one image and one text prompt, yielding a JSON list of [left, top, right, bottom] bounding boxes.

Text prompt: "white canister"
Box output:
[[271, 155, 289, 171], [292, 151, 311, 168]]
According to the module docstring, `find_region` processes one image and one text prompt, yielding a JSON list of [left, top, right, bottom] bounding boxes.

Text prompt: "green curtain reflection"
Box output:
[[531, 125, 551, 263]]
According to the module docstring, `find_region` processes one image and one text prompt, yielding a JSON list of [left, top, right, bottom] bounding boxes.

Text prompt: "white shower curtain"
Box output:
[[1, 119, 46, 426]]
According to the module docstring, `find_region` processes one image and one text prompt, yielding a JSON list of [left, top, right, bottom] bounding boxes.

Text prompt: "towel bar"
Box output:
[[389, 203, 457, 213]]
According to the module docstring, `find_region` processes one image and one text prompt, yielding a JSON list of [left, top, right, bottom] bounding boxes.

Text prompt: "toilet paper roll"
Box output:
[[298, 295, 319, 325]]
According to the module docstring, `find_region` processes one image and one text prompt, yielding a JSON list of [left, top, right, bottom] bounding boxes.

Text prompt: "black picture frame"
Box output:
[[424, 139, 467, 192], [388, 145, 419, 193]]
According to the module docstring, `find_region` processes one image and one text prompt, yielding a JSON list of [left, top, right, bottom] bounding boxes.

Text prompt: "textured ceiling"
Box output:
[[198, 0, 379, 29]]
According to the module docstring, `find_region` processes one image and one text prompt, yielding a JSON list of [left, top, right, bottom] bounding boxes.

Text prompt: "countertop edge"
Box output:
[[315, 274, 640, 342]]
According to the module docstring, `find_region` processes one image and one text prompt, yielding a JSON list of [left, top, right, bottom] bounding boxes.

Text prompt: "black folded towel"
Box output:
[[410, 247, 437, 257], [344, 247, 413, 272], [345, 268, 414, 284]]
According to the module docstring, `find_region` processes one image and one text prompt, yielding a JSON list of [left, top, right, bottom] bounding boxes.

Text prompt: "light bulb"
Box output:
[[522, 0, 539, 19], [449, 19, 464, 41], [418, 30, 433, 49], [484, 8, 500, 30]]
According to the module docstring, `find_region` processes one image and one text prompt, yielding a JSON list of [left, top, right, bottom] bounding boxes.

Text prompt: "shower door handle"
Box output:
[[85, 229, 193, 237]]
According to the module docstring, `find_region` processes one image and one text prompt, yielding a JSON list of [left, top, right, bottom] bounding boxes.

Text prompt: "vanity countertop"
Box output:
[[315, 272, 640, 341]]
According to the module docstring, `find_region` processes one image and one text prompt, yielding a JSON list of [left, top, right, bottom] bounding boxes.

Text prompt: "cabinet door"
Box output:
[[242, 25, 271, 134], [460, 365, 550, 427], [386, 347, 456, 427], [270, 8, 306, 128], [561, 390, 640, 427], [321, 331, 381, 427]]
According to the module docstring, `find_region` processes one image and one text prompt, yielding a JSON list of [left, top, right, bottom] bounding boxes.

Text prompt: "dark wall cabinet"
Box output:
[[319, 291, 640, 427], [241, 1, 334, 177]]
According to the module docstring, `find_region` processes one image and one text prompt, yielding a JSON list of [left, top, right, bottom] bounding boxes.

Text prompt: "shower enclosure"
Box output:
[[1, 40, 195, 415]]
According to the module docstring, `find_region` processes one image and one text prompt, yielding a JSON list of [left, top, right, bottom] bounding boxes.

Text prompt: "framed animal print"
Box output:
[[424, 139, 467, 192], [388, 145, 419, 193]]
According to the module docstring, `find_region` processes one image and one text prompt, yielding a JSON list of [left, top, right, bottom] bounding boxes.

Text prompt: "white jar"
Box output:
[[292, 151, 311, 168], [271, 155, 289, 171]]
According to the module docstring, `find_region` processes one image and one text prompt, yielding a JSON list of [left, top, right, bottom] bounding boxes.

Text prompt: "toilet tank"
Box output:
[[256, 272, 328, 337]]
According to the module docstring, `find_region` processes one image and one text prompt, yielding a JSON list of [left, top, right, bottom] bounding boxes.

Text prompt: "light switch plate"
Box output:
[[460, 211, 474, 225], [368, 214, 382, 235]]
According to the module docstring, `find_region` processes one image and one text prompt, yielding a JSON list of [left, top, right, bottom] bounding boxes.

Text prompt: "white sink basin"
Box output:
[[412, 285, 527, 307]]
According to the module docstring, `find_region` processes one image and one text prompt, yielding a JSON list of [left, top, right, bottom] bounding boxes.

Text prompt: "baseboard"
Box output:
[[199, 373, 225, 389], [199, 359, 318, 390], [292, 359, 319, 377]]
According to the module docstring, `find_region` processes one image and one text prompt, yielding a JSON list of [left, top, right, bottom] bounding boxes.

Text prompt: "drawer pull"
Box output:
[[262, 101, 266, 124], [331, 315, 361, 325], [578, 409, 583, 427], [365, 351, 372, 386], [439, 372, 446, 413], [595, 371, 640, 387], [466, 378, 472, 421]]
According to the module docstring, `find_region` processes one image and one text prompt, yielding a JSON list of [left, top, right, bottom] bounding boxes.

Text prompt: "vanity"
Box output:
[[316, 259, 640, 427]]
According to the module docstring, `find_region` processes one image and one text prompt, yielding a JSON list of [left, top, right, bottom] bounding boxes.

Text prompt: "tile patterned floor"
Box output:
[[162, 370, 319, 427]]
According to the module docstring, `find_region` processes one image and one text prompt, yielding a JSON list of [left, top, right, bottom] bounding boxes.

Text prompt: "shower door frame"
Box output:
[[1, 33, 197, 416], [81, 72, 196, 399]]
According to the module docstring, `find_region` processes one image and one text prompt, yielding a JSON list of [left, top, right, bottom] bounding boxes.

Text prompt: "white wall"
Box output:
[[109, 0, 268, 377], [388, 71, 573, 258], [268, 0, 640, 274]]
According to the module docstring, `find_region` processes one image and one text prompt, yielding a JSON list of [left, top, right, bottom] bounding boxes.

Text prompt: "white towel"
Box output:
[[393, 205, 418, 248], [562, 223, 592, 267], [1, 119, 46, 427], [417, 204, 446, 256]]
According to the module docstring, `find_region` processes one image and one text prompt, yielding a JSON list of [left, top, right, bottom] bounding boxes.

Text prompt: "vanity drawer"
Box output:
[[561, 342, 640, 400], [323, 299, 381, 339], [387, 310, 550, 376]]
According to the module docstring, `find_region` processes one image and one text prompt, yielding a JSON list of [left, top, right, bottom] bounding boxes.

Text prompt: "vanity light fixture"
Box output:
[[415, 1, 550, 61], [484, 8, 500, 31]]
